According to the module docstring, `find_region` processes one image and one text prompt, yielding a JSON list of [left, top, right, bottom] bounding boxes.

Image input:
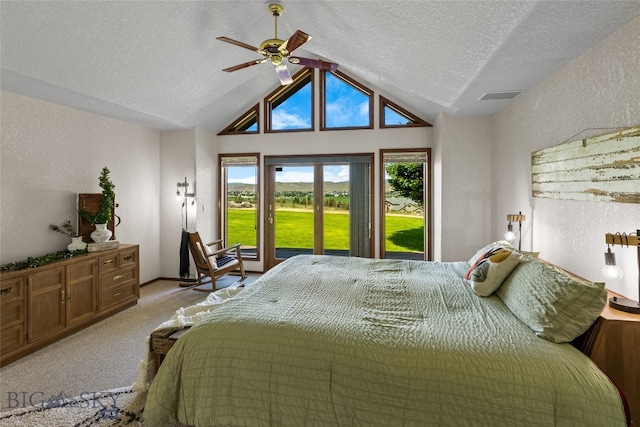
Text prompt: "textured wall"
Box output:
[[433, 114, 493, 262], [0, 91, 161, 283], [492, 16, 640, 299]]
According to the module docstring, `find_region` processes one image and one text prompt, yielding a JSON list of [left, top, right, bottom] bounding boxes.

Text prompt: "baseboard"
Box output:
[[145, 271, 260, 287]]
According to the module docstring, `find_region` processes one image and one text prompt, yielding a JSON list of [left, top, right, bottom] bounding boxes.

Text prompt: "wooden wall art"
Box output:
[[531, 126, 640, 204]]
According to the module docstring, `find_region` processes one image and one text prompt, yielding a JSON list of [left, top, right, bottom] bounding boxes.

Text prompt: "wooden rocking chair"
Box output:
[[187, 231, 246, 292]]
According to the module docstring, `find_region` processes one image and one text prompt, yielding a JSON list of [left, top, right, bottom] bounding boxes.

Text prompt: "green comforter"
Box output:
[[144, 255, 626, 426]]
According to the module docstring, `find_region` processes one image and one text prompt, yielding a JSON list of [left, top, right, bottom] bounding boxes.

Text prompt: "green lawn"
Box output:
[[228, 209, 423, 252]]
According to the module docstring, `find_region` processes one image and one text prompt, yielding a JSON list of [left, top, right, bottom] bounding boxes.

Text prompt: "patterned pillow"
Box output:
[[467, 240, 513, 266], [465, 247, 522, 296], [495, 258, 606, 343]]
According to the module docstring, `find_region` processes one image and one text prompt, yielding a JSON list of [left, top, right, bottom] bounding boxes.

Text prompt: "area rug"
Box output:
[[0, 386, 147, 426]]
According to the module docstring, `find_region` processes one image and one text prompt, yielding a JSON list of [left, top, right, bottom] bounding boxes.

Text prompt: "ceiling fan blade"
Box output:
[[280, 30, 311, 54], [274, 63, 293, 85], [223, 58, 267, 72], [289, 56, 338, 72], [216, 36, 261, 53]]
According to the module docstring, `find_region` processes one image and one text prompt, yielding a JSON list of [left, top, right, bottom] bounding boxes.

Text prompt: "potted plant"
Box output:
[[50, 220, 87, 252], [78, 166, 115, 243]]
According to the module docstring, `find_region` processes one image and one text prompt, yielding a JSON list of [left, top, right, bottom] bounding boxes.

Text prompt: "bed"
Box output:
[[141, 245, 629, 427]]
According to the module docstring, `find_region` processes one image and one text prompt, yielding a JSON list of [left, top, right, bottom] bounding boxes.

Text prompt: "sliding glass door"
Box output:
[[265, 155, 372, 269]]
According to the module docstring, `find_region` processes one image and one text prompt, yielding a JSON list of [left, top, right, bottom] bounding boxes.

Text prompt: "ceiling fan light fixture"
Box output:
[[216, 3, 338, 83], [275, 63, 293, 85]]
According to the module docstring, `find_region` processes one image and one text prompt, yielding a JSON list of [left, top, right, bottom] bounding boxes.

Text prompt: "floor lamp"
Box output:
[[177, 177, 197, 285]]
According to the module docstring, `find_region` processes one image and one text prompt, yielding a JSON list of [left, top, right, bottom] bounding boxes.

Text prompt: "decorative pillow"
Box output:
[[199, 242, 217, 269], [495, 258, 606, 343], [464, 247, 522, 296], [467, 240, 513, 266]]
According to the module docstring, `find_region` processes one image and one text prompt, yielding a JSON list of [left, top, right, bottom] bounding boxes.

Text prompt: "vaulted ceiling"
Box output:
[[2, 1, 639, 132]]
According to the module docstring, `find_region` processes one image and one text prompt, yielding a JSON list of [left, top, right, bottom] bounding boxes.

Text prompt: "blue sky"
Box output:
[[272, 72, 369, 130]]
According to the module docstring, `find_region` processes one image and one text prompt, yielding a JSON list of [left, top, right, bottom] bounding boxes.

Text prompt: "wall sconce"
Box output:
[[176, 177, 195, 207], [603, 244, 623, 281], [604, 230, 640, 314], [505, 212, 526, 250]]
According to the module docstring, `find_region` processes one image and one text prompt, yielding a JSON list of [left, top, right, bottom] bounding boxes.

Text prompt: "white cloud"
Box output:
[[272, 110, 310, 129], [324, 165, 349, 182], [325, 98, 369, 127]]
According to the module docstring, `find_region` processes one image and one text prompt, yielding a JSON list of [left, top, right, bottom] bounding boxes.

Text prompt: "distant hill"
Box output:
[[229, 181, 396, 193], [229, 181, 350, 193]]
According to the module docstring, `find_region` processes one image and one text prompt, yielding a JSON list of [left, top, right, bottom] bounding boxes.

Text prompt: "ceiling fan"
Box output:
[[217, 3, 338, 85]]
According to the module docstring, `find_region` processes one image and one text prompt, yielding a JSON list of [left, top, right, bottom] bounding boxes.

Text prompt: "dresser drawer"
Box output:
[[119, 248, 138, 269], [98, 282, 138, 312], [99, 266, 137, 293], [98, 253, 120, 274], [0, 276, 25, 304], [1, 300, 24, 328], [1, 324, 25, 355]]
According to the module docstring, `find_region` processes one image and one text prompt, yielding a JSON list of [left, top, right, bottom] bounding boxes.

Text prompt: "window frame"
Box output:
[[218, 153, 261, 261], [218, 104, 260, 135], [264, 67, 314, 133], [320, 69, 374, 131], [379, 96, 431, 129], [379, 148, 432, 261]]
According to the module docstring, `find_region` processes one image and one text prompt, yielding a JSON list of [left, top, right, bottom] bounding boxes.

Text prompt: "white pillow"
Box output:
[[465, 247, 522, 296], [198, 242, 217, 268]]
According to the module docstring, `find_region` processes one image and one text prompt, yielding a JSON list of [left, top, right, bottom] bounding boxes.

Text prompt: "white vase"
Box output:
[[67, 236, 88, 252], [91, 223, 112, 243]]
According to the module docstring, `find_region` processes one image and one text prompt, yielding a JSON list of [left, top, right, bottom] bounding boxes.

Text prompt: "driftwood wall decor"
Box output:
[[531, 126, 640, 204]]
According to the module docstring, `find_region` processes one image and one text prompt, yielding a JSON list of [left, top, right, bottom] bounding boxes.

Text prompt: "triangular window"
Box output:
[[218, 104, 259, 135], [380, 96, 430, 128], [265, 68, 314, 132], [321, 70, 373, 130]]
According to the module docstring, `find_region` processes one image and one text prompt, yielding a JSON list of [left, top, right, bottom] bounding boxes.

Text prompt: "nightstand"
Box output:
[[581, 291, 640, 425]]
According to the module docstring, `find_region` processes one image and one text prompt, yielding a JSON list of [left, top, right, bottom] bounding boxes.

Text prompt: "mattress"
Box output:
[[143, 255, 626, 426]]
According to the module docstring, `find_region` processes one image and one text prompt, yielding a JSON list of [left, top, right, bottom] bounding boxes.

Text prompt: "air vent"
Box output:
[[479, 91, 522, 101]]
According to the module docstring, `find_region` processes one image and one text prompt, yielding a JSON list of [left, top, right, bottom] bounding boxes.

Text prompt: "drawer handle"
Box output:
[[104, 259, 114, 265], [113, 275, 123, 281], [0, 287, 12, 296], [113, 292, 122, 298], [123, 255, 132, 261]]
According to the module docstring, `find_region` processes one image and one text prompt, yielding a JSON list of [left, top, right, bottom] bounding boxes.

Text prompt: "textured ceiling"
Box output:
[[2, 1, 639, 132]]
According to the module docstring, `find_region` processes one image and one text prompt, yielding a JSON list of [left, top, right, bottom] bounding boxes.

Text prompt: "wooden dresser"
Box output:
[[0, 244, 139, 367], [579, 291, 640, 425]]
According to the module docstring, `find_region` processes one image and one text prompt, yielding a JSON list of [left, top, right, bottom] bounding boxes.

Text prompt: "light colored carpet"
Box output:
[[0, 274, 258, 414], [0, 386, 146, 426]]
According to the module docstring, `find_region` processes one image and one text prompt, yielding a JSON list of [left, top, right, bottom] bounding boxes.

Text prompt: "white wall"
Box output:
[[492, 16, 640, 299], [434, 114, 493, 261], [0, 91, 161, 283], [158, 129, 196, 279], [194, 127, 218, 244]]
